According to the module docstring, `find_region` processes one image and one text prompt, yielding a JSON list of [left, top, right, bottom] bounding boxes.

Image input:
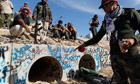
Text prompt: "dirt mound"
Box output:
[[0, 29, 110, 50], [97, 67, 113, 78]]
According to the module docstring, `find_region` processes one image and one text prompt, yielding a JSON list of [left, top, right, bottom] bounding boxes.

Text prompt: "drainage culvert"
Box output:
[[79, 54, 96, 70], [28, 56, 63, 82]]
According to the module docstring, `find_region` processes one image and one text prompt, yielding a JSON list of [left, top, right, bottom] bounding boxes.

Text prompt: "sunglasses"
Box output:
[[23, 11, 29, 14]]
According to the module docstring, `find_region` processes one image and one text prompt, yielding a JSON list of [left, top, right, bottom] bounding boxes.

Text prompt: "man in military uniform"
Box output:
[[33, 0, 52, 42], [75, 0, 140, 84], [0, 0, 14, 28]]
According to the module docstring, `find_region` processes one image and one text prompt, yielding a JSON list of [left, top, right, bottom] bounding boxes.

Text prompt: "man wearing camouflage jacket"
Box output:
[[33, 0, 52, 42]]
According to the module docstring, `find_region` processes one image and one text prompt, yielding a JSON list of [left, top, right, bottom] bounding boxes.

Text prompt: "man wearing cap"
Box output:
[[0, 0, 13, 28], [89, 14, 100, 38], [19, 2, 32, 17], [75, 0, 140, 84], [33, 0, 52, 42], [10, 8, 33, 40]]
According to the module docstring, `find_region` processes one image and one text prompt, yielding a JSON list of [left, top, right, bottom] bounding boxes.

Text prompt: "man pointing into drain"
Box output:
[[75, 0, 140, 84]]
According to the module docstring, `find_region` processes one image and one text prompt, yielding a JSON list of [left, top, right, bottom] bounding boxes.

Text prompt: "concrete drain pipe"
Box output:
[[28, 54, 96, 83], [79, 54, 96, 70], [28, 56, 63, 82]]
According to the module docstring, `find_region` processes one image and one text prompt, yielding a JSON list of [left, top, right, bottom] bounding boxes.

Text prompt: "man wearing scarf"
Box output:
[[33, 0, 52, 42], [75, 0, 140, 84]]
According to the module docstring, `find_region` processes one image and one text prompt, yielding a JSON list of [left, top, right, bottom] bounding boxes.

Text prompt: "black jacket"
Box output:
[[84, 8, 140, 55]]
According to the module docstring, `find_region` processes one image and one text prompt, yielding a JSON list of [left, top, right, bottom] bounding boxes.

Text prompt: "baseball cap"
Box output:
[[99, 0, 118, 9], [24, 2, 28, 5]]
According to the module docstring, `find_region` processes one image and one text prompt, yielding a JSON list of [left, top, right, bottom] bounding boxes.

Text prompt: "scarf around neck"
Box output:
[[104, 6, 124, 33]]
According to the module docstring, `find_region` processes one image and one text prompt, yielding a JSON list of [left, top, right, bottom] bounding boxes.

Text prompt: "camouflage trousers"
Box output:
[[110, 54, 140, 84], [0, 13, 13, 28]]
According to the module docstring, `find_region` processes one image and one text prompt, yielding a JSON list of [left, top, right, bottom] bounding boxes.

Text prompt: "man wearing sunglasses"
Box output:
[[19, 2, 32, 17], [10, 8, 33, 40], [75, 0, 140, 84]]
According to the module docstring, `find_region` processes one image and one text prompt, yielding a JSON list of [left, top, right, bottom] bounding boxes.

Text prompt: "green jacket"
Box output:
[[33, 2, 52, 21], [84, 8, 140, 55]]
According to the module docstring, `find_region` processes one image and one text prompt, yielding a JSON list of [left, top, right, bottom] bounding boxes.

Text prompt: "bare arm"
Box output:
[[18, 19, 30, 33]]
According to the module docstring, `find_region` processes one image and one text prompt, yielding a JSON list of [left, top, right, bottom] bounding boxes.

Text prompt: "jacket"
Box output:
[[84, 8, 140, 55], [33, 2, 52, 21]]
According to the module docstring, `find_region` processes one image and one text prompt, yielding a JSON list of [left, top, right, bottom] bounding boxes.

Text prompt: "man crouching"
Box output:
[[10, 8, 32, 40]]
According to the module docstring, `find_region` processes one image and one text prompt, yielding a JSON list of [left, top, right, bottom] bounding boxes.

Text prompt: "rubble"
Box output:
[[0, 29, 110, 50], [97, 67, 113, 78]]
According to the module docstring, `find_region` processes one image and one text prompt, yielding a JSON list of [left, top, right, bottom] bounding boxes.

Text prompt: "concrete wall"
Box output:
[[0, 44, 110, 84]]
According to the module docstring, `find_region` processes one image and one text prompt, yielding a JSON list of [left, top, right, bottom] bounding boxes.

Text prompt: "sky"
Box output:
[[10, 0, 140, 37]]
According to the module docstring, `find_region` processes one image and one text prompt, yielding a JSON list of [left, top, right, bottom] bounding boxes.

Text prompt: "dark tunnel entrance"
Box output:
[[79, 54, 96, 70], [28, 56, 63, 83]]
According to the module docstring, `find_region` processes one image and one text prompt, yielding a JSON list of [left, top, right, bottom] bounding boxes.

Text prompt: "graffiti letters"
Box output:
[[0, 46, 8, 60], [86, 47, 110, 69]]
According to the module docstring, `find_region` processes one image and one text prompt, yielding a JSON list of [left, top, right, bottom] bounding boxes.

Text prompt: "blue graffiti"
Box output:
[[0, 70, 4, 83], [0, 60, 6, 67], [10, 45, 81, 84], [0, 67, 7, 83], [11, 72, 27, 84], [47, 46, 80, 70], [12, 45, 32, 61], [94, 53, 100, 71]]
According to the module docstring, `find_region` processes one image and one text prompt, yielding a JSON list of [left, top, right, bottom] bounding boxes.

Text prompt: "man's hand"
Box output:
[[74, 44, 85, 51], [18, 19, 31, 33], [49, 19, 52, 23], [70, 32, 72, 35], [26, 28, 31, 33], [33, 16, 36, 20], [123, 38, 135, 50], [62, 29, 65, 33]]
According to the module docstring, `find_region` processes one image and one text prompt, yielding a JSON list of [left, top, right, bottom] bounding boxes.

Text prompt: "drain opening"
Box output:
[[28, 56, 63, 82], [79, 54, 96, 70]]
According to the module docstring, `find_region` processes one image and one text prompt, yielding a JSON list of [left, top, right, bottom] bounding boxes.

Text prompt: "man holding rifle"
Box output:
[[33, 0, 52, 43]]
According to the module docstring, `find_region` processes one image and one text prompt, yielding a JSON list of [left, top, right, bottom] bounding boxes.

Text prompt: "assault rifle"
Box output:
[[34, 19, 38, 44], [34, 19, 43, 44]]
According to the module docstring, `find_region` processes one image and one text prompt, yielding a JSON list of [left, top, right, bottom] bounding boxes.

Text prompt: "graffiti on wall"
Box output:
[[100, 48, 110, 68], [0, 46, 9, 83], [0, 44, 110, 84], [11, 44, 80, 84], [85, 47, 110, 70], [47, 45, 80, 70]]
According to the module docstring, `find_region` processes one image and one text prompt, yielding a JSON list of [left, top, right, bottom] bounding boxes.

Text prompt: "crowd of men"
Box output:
[[0, 0, 77, 43]]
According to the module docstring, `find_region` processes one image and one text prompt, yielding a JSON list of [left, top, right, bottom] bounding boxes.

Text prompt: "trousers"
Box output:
[[89, 26, 97, 38], [10, 25, 32, 37], [111, 54, 140, 84], [37, 20, 49, 41]]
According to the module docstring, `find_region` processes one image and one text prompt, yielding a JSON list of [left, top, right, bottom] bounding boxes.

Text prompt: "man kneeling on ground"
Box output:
[[10, 8, 32, 40]]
